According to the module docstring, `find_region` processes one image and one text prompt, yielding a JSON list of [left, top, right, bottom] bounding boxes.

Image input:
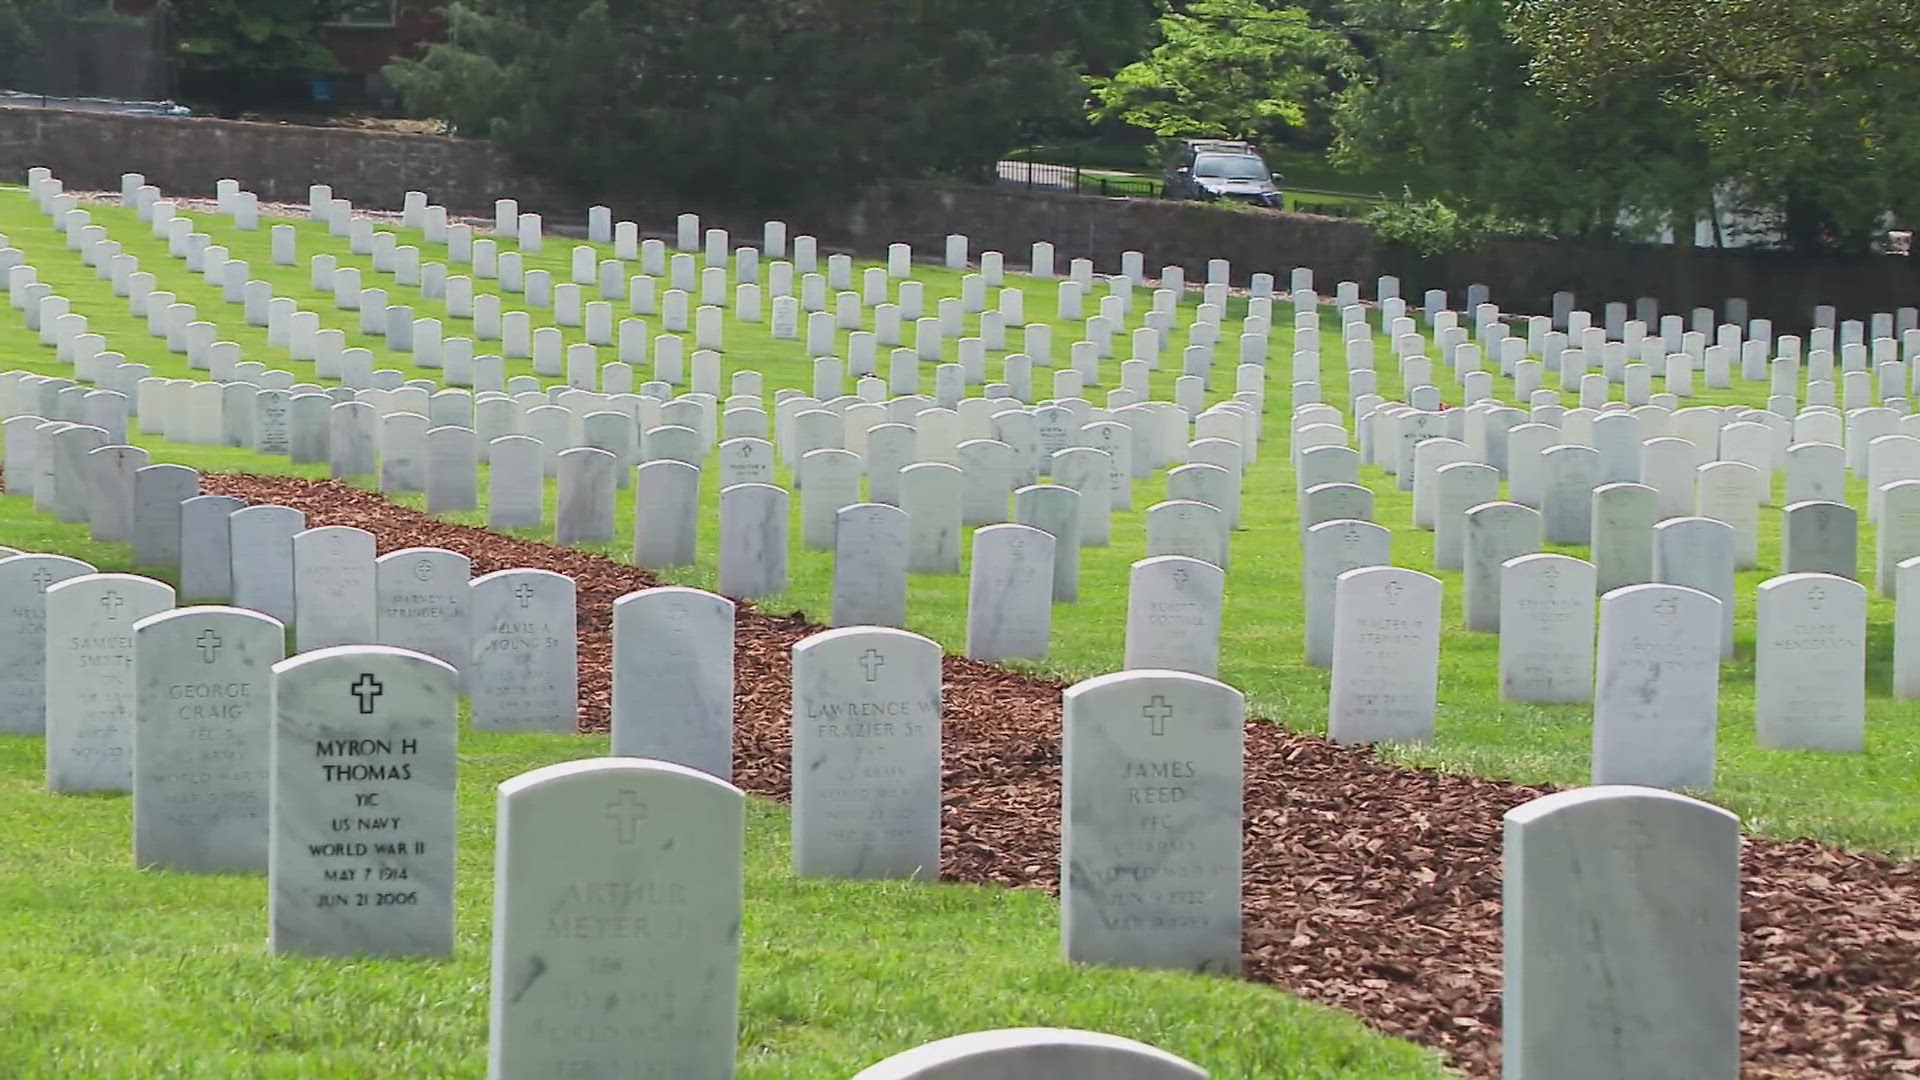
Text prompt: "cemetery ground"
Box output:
[[0, 183, 1916, 1075]]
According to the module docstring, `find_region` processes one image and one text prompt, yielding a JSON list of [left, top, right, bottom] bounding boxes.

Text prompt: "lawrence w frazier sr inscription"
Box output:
[[790, 627, 942, 879]]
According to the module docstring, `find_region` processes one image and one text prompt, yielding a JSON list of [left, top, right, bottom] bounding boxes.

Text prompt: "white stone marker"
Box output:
[[1328, 566, 1442, 744], [790, 627, 942, 879], [1498, 554, 1596, 704], [0, 553, 96, 734], [1462, 502, 1541, 632], [1592, 583, 1722, 789], [1303, 519, 1390, 666], [292, 525, 377, 652], [1122, 556, 1225, 676], [133, 605, 283, 872], [1652, 516, 1737, 660], [1755, 572, 1866, 752], [611, 587, 735, 780], [1062, 670, 1243, 973], [45, 573, 175, 793], [965, 523, 1055, 661], [633, 458, 701, 568], [469, 569, 578, 732], [374, 548, 472, 684], [853, 1029, 1206, 1079], [832, 503, 910, 628], [487, 758, 743, 1080], [131, 462, 200, 569], [229, 504, 304, 626], [1503, 787, 1738, 1080], [719, 483, 789, 599], [269, 645, 457, 957]]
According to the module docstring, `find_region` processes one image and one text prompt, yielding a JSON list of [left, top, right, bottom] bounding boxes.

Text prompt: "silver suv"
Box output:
[[1163, 139, 1283, 209]]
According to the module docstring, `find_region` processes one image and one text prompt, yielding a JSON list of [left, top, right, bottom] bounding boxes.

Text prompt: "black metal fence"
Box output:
[[0, 1, 173, 104], [997, 158, 1164, 199]]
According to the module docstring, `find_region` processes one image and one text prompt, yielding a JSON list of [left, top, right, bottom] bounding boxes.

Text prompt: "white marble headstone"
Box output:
[[1503, 787, 1738, 1080], [853, 1028, 1207, 1079], [134, 605, 284, 872], [610, 587, 735, 780], [292, 525, 377, 652], [1062, 670, 1242, 973], [44, 573, 175, 793], [790, 627, 942, 879], [964, 523, 1055, 662], [269, 646, 457, 957], [487, 758, 743, 1079], [1498, 554, 1596, 704], [1592, 584, 1722, 789], [374, 548, 472, 684], [469, 569, 578, 732], [0, 553, 97, 734], [1755, 572, 1865, 751], [1328, 566, 1442, 744], [1122, 556, 1224, 677]]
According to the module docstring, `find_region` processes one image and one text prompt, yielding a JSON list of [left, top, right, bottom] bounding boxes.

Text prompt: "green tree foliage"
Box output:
[[1510, 0, 1920, 252], [1331, 0, 1718, 244], [166, 0, 340, 113], [1089, 0, 1354, 145], [388, 0, 1083, 209], [169, 0, 337, 75]]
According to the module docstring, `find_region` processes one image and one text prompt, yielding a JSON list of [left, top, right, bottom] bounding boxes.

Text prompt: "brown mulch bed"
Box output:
[[204, 473, 1920, 1078]]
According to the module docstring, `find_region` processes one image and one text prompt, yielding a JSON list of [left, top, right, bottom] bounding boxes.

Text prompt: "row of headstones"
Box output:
[[1309, 393, 1920, 591], [495, 688, 1747, 1079], [24, 171, 1296, 395], [7, 165, 1262, 646], [0, 427, 1234, 687], [1316, 552, 1873, 773], [1285, 300, 1920, 436], [2, 210, 1283, 428], [0, 522, 1235, 1069], [40, 163, 1917, 400], [0, 394, 1239, 637], [0, 540, 1746, 1075]]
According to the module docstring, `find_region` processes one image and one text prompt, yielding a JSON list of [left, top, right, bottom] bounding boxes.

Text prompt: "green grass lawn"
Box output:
[[0, 498, 1443, 1078], [2, 185, 1911, 856], [0, 179, 1913, 1070], [0, 187, 1462, 1077]]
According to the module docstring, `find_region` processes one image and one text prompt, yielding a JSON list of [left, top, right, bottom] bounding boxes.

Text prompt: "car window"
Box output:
[[1192, 154, 1268, 180]]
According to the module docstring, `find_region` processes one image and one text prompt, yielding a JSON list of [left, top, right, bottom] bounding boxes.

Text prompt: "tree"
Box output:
[[1333, 0, 1757, 246], [167, 0, 340, 114], [1090, 0, 1353, 146], [1510, 0, 1920, 252], [387, 0, 1083, 210]]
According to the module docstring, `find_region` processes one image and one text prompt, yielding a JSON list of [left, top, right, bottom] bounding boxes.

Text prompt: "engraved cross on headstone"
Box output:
[[195, 630, 222, 662], [99, 590, 125, 619], [858, 648, 885, 682], [350, 673, 383, 714], [1384, 579, 1404, 606], [30, 568, 53, 590], [605, 790, 647, 844], [1143, 694, 1174, 737], [513, 582, 534, 609]]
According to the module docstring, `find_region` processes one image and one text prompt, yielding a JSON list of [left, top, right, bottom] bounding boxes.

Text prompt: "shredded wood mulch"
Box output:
[[201, 474, 1920, 1079]]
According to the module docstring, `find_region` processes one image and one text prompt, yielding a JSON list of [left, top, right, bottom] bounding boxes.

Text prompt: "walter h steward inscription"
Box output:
[[270, 646, 457, 957]]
